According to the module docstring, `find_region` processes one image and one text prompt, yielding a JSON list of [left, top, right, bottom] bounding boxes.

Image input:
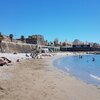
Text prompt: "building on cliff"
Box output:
[[26, 35, 45, 45]]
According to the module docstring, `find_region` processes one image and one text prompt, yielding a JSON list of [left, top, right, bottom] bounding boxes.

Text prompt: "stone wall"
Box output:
[[0, 42, 36, 53]]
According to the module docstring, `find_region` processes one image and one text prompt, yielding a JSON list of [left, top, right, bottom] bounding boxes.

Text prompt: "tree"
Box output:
[[20, 35, 25, 43], [9, 34, 13, 42], [48, 41, 53, 46], [0, 32, 4, 52]]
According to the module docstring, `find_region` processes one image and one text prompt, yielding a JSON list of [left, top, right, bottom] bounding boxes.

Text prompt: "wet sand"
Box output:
[[0, 56, 100, 100]]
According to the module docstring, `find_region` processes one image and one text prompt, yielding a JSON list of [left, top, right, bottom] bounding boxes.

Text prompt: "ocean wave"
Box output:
[[90, 74, 100, 81]]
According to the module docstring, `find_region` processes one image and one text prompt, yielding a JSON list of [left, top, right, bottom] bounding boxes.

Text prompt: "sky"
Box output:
[[0, 0, 100, 43]]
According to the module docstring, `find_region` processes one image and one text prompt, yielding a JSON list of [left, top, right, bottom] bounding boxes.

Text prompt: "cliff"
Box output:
[[0, 41, 36, 53]]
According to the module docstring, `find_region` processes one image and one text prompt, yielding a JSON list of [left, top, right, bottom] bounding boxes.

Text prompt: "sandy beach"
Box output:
[[0, 54, 100, 100]]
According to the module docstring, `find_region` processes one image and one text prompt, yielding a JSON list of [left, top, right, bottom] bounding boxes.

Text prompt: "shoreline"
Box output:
[[52, 54, 100, 87], [0, 53, 100, 100], [49, 56, 100, 99]]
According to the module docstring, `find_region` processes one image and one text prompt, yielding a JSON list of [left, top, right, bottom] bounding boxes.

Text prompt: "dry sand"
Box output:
[[0, 56, 100, 100], [0, 53, 32, 63]]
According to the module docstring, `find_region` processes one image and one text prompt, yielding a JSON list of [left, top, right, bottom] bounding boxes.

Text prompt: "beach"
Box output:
[[0, 53, 100, 100]]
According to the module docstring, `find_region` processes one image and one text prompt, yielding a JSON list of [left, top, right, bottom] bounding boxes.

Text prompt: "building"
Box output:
[[42, 46, 60, 52], [26, 35, 45, 45], [73, 39, 83, 45], [67, 44, 92, 51], [60, 41, 73, 51]]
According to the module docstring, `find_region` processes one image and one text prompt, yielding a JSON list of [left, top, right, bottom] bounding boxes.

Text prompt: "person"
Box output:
[[25, 53, 29, 57], [92, 57, 95, 62], [79, 55, 82, 59], [80, 56, 82, 59]]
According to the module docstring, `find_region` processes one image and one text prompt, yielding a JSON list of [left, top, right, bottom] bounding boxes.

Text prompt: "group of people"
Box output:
[[25, 49, 40, 59], [79, 55, 95, 62]]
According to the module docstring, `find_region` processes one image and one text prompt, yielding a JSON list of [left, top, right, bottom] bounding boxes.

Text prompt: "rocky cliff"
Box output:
[[0, 42, 36, 53]]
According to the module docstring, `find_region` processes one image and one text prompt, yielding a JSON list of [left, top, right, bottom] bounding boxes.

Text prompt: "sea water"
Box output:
[[53, 55, 100, 86]]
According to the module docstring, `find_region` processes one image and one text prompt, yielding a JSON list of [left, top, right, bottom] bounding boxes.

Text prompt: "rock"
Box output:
[[0, 59, 6, 66], [16, 59, 19, 62]]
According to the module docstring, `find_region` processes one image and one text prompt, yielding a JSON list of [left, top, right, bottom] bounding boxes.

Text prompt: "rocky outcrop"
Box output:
[[0, 42, 36, 53]]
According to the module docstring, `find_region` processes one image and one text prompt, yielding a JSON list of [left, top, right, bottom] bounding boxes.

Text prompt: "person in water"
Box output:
[[92, 57, 95, 61], [80, 56, 82, 59], [79, 55, 82, 59]]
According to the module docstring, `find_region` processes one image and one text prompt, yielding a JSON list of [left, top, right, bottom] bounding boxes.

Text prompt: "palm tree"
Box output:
[[20, 35, 25, 43], [0, 32, 4, 52], [9, 34, 13, 42]]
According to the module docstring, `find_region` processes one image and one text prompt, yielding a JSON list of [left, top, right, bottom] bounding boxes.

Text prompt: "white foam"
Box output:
[[90, 74, 100, 81]]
